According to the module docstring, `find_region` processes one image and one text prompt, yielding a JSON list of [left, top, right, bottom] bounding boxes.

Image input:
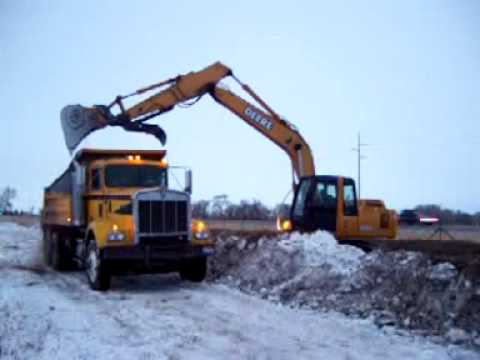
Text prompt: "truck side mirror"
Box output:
[[185, 170, 192, 194]]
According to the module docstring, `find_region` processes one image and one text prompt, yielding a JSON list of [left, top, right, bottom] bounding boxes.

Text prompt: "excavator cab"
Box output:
[[289, 175, 397, 240], [290, 176, 356, 233]]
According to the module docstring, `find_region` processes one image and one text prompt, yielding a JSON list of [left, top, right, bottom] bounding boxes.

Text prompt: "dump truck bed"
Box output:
[[42, 165, 73, 227]]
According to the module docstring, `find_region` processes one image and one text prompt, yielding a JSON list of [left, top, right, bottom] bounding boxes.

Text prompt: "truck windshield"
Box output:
[[105, 165, 167, 188]]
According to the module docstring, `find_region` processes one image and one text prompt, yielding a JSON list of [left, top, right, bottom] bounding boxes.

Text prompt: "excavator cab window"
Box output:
[[292, 180, 310, 218], [343, 179, 358, 216], [311, 182, 337, 209], [291, 176, 338, 232]]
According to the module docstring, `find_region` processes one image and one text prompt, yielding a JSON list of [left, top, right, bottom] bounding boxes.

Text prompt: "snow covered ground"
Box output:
[[211, 231, 480, 346], [0, 222, 478, 359]]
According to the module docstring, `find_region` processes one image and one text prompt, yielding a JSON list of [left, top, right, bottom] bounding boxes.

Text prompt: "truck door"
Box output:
[[88, 167, 105, 223]]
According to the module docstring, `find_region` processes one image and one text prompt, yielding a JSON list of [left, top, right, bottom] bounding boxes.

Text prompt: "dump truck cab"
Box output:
[[42, 149, 213, 291], [85, 155, 170, 249]]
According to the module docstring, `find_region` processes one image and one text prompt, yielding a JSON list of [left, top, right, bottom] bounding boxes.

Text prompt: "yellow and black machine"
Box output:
[[47, 62, 480, 288], [42, 149, 212, 290], [58, 62, 398, 243]]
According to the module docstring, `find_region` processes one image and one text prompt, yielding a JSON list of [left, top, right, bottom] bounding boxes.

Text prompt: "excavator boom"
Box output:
[[61, 62, 314, 180], [125, 62, 231, 119], [211, 87, 314, 178]]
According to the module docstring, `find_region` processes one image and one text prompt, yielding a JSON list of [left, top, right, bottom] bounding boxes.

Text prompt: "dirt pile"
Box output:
[[0, 222, 45, 272], [208, 231, 480, 347]]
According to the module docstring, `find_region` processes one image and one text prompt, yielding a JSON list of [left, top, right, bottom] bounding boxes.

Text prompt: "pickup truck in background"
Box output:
[[399, 209, 439, 226]]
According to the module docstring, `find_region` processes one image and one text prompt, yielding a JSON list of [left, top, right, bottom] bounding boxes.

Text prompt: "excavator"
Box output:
[[61, 62, 398, 243], [60, 62, 480, 265]]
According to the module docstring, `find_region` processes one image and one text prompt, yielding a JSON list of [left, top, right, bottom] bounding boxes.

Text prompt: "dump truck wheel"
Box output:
[[50, 231, 69, 271], [180, 257, 207, 282], [85, 240, 110, 291]]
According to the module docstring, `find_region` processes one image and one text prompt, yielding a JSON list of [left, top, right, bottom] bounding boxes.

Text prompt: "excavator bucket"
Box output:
[[61, 105, 107, 154], [61, 104, 168, 154], [120, 121, 167, 146]]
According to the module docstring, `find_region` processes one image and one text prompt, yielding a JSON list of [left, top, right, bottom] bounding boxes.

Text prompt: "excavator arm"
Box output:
[[60, 63, 231, 152], [61, 62, 315, 180], [210, 86, 314, 179]]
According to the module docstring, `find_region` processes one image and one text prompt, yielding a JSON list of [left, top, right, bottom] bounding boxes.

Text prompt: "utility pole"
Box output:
[[351, 132, 368, 199]]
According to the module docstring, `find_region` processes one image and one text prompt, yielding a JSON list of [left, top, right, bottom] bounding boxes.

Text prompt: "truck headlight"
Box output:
[[108, 224, 125, 241], [192, 220, 209, 240], [108, 231, 125, 241]]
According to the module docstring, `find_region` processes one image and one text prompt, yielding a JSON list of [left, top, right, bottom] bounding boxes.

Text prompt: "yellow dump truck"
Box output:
[[42, 148, 213, 290]]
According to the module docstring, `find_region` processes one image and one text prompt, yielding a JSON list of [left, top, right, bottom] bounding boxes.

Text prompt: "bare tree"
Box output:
[[0, 187, 17, 214], [209, 195, 231, 219], [192, 200, 210, 219]]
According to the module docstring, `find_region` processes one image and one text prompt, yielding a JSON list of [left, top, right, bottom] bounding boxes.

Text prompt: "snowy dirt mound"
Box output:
[[209, 231, 480, 348], [0, 222, 45, 272]]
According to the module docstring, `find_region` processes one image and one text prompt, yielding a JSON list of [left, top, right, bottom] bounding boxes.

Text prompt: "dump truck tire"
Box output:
[[85, 240, 110, 291], [180, 257, 207, 282]]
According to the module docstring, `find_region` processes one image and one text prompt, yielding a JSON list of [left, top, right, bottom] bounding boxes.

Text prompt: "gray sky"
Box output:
[[1, 0, 479, 212]]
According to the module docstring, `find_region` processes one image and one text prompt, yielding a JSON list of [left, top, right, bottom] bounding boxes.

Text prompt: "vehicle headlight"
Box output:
[[108, 224, 126, 241], [276, 217, 292, 232], [108, 232, 125, 241], [192, 220, 209, 240]]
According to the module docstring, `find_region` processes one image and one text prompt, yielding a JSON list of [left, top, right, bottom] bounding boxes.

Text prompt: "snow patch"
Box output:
[[211, 230, 480, 350], [0, 222, 42, 269], [300, 231, 363, 274]]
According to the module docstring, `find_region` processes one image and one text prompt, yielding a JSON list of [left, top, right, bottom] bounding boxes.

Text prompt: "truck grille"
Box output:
[[138, 200, 188, 234]]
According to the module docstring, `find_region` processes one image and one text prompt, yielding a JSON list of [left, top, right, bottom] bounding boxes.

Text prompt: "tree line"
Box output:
[[193, 195, 480, 225], [1, 187, 479, 225], [192, 195, 289, 220]]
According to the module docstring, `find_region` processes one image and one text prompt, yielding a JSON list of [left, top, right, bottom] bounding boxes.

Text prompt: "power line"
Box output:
[[351, 132, 370, 198]]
